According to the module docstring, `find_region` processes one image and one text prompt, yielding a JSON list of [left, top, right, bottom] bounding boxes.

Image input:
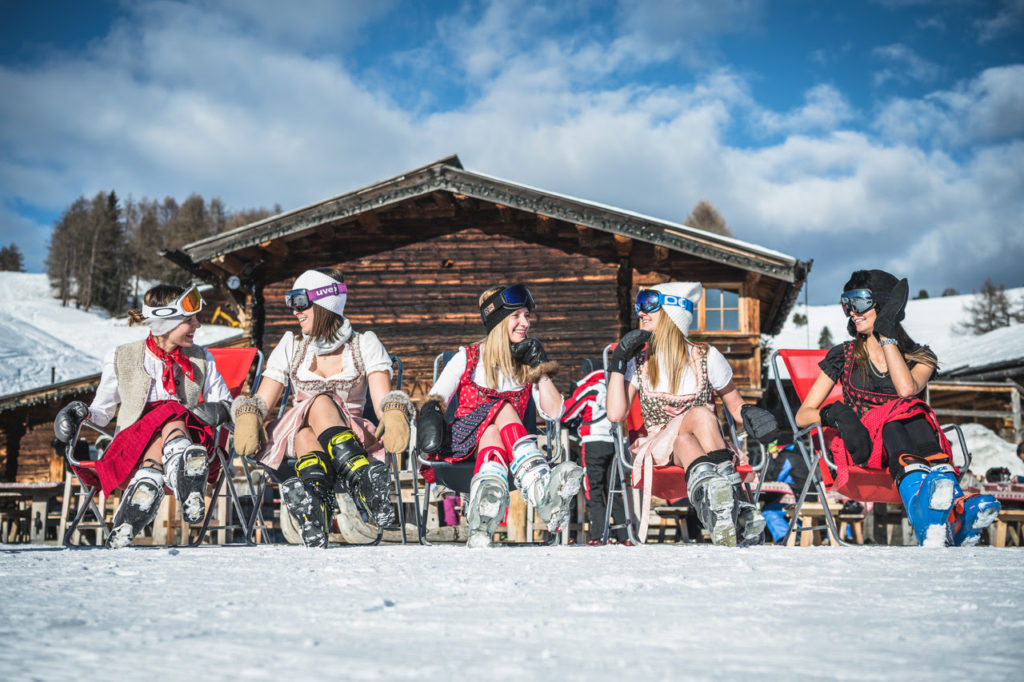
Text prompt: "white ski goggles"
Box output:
[[142, 286, 204, 319]]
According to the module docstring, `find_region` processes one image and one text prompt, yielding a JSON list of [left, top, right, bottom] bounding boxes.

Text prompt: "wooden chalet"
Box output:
[[169, 155, 810, 400]]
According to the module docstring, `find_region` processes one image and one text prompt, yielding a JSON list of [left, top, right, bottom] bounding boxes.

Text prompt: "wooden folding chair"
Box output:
[[769, 348, 972, 546], [599, 344, 768, 545], [410, 351, 566, 546]]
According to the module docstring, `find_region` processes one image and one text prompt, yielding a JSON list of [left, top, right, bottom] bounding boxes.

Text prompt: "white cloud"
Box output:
[[872, 43, 942, 87], [874, 64, 1024, 145], [753, 84, 857, 136], [974, 0, 1024, 43]]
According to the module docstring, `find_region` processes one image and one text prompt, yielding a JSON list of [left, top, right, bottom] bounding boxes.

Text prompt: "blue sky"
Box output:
[[1, 0, 1022, 303]]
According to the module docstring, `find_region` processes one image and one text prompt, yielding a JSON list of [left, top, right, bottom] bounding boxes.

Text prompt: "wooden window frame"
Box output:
[[699, 283, 745, 334]]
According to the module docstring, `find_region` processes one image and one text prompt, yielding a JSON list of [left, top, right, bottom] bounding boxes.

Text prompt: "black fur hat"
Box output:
[[844, 269, 901, 337]]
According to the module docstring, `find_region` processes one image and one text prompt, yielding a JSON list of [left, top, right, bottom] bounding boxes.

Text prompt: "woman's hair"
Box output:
[[127, 284, 187, 326], [851, 323, 938, 383], [308, 267, 346, 342], [477, 286, 527, 389], [646, 311, 694, 394]]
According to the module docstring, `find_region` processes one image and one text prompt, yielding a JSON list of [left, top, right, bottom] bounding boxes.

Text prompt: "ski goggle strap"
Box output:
[[840, 289, 875, 315], [480, 283, 536, 332], [142, 286, 204, 319], [634, 289, 695, 315], [285, 283, 347, 312]]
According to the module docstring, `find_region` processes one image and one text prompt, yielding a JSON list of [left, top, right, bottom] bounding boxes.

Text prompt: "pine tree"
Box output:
[[955, 278, 1019, 335], [684, 199, 733, 237], [818, 326, 834, 349], [0, 243, 25, 271], [45, 197, 90, 306]]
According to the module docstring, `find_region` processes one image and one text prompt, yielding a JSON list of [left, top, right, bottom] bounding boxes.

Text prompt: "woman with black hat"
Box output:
[[416, 284, 583, 548], [794, 269, 1000, 546]]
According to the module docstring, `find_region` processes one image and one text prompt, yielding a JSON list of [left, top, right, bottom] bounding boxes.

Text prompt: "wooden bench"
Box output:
[[0, 481, 63, 544], [990, 508, 1024, 547]]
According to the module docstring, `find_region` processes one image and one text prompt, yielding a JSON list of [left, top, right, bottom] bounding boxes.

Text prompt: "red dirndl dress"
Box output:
[[827, 342, 950, 490], [72, 401, 216, 495]]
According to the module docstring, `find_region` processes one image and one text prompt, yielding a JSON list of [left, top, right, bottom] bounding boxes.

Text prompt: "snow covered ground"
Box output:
[[0, 544, 1021, 681], [0, 272, 239, 396]]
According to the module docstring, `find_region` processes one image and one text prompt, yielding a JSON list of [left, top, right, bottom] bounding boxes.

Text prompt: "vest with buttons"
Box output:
[[112, 339, 206, 432]]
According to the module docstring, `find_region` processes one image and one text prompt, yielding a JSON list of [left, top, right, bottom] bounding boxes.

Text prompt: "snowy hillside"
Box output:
[[0, 272, 239, 397]]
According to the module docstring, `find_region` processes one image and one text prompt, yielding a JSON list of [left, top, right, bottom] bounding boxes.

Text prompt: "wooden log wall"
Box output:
[[263, 228, 622, 399]]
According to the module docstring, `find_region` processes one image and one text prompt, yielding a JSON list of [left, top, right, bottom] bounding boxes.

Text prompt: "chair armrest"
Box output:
[[941, 423, 972, 474], [64, 421, 113, 467]]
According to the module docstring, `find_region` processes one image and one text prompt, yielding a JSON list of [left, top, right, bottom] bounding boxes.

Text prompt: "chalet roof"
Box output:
[[182, 155, 808, 284]]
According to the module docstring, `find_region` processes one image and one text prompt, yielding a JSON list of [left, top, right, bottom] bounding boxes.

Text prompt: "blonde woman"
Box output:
[[417, 284, 583, 548], [605, 282, 779, 546]]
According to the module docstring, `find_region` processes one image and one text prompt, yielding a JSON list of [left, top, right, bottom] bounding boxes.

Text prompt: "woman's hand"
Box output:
[[231, 394, 268, 456], [608, 330, 650, 375], [511, 337, 559, 383], [374, 391, 414, 453]]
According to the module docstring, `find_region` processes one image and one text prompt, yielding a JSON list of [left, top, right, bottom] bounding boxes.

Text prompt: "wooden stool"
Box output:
[[786, 501, 845, 546]]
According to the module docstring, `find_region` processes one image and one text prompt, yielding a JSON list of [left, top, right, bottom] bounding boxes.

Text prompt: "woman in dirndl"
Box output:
[[794, 269, 1000, 546], [230, 268, 413, 547], [53, 283, 234, 548], [605, 282, 780, 546], [416, 283, 583, 548]]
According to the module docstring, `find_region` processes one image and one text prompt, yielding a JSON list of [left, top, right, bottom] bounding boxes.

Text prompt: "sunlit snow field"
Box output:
[[1, 544, 1021, 681]]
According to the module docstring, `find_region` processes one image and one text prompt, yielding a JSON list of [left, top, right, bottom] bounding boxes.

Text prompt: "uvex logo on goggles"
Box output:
[[840, 289, 874, 316], [285, 283, 346, 311], [143, 286, 204, 318], [634, 289, 694, 314]]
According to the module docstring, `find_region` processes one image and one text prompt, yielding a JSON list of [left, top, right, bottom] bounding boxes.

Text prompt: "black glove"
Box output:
[[819, 402, 872, 465], [873, 277, 908, 340], [510, 337, 549, 367], [608, 330, 651, 375], [416, 397, 447, 455], [54, 401, 89, 443], [740, 404, 781, 445], [192, 400, 231, 427]]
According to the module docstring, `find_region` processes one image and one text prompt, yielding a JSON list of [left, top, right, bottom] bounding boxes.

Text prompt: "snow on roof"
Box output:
[[0, 272, 239, 397], [768, 286, 1024, 379]]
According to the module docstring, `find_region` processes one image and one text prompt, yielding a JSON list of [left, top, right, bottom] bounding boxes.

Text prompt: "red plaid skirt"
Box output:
[[72, 401, 216, 495], [829, 397, 951, 490]]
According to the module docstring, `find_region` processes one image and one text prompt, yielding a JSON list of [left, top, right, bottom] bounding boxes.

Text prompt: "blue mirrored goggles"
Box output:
[[634, 289, 695, 314], [497, 283, 536, 311], [840, 289, 874, 316]]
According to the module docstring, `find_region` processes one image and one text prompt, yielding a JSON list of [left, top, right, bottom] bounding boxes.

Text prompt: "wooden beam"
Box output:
[[613, 234, 632, 258], [212, 253, 246, 275], [575, 224, 594, 246], [496, 204, 514, 225], [357, 212, 380, 232], [259, 240, 288, 258], [653, 244, 669, 262], [431, 191, 454, 211]]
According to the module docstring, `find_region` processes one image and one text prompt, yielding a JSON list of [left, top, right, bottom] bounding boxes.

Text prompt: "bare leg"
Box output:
[[306, 394, 348, 434]]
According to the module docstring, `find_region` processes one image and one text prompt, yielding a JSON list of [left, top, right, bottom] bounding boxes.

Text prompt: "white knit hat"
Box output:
[[652, 281, 702, 336], [293, 269, 347, 317]]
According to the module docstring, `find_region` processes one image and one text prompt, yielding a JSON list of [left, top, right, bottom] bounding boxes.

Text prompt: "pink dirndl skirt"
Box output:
[[72, 401, 215, 495], [261, 392, 383, 469]]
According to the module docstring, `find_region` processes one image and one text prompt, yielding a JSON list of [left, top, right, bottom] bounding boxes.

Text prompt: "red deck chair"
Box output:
[[60, 346, 264, 547], [600, 344, 768, 545], [769, 348, 971, 546]]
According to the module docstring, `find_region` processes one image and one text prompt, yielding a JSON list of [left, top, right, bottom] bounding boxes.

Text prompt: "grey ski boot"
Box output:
[[162, 436, 209, 524], [466, 460, 510, 548], [510, 436, 583, 533], [106, 465, 166, 549], [716, 460, 765, 546], [686, 461, 737, 546]]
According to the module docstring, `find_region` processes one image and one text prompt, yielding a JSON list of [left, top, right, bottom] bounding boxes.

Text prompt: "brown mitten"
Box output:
[[230, 394, 268, 457], [374, 391, 414, 453]]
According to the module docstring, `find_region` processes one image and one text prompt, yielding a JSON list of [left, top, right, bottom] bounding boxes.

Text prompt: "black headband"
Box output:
[[480, 284, 535, 333]]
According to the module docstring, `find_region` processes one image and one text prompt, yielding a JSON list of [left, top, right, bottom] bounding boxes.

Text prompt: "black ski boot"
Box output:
[[106, 465, 166, 549], [280, 453, 334, 548], [320, 427, 395, 528]]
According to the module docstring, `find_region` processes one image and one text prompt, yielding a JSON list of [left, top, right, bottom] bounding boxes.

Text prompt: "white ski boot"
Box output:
[[162, 436, 209, 524], [687, 461, 737, 546], [466, 460, 510, 548], [510, 436, 583, 533], [106, 466, 165, 549], [716, 460, 765, 546]]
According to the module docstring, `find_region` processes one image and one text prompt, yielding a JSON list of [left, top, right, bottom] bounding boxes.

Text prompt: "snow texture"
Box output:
[[0, 545, 1021, 681], [0, 272, 240, 397]]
